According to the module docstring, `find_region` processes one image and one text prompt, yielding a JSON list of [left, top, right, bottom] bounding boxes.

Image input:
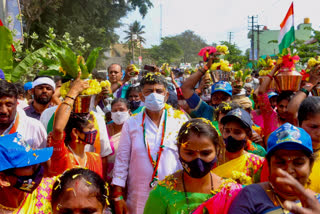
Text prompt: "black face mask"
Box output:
[[129, 100, 141, 111], [224, 136, 246, 153], [9, 165, 44, 193], [179, 157, 217, 178]]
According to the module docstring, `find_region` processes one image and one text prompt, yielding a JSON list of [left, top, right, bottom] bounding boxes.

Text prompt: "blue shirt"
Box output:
[[186, 93, 215, 121]]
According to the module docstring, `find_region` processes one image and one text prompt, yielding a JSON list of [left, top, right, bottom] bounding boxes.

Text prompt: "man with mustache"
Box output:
[[0, 80, 47, 148], [24, 76, 55, 120]]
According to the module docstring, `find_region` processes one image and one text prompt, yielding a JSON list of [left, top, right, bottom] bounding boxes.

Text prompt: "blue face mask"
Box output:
[[179, 157, 217, 178], [10, 165, 44, 193], [144, 93, 165, 111]]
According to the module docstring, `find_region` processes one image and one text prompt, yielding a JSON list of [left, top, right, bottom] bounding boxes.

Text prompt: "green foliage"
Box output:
[[219, 41, 248, 68], [170, 30, 208, 64], [0, 25, 13, 79], [21, 0, 153, 52], [146, 37, 183, 65], [11, 47, 48, 82]]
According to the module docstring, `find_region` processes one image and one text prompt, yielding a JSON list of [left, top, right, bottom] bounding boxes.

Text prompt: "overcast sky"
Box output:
[[115, 0, 320, 53]]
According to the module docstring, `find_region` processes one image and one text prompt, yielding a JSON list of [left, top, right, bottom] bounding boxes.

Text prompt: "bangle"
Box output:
[[195, 88, 202, 94], [113, 195, 124, 201], [199, 69, 206, 75], [66, 95, 76, 100], [62, 101, 73, 109], [300, 88, 309, 96], [266, 74, 273, 80]]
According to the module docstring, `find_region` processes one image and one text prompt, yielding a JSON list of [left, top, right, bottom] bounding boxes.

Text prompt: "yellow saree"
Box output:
[[213, 153, 264, 185]]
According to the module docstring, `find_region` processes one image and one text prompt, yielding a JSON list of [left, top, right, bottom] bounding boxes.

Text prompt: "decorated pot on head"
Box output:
[[274, 54, 302, 92], [60, 79, 104, 113], [258, 57, 277, 91]]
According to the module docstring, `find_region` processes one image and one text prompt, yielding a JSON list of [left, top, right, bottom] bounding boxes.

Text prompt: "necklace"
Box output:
[[182, 172, 214, 213], [68, 145, 87, 167], [0, 203, 15, 211], [269, 182, 287, 213], [142, 109, 167, 188]]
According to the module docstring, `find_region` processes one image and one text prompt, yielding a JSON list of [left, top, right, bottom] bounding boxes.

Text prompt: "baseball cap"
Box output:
[[221, 108, 253, 130], [24, 82, 33, 91], [211, 81, 232, 96], [0, 69, 4, 80], [0, 133, 53, 171], [267, 91, 278, 99], [267, 123, 313, 156]]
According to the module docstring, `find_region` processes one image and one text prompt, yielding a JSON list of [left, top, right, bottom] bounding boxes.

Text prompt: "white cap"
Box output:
[[32, 77, 56, 90]]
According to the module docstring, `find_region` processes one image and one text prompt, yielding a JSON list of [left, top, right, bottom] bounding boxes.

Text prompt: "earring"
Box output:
[[75, 136, 79, 143]]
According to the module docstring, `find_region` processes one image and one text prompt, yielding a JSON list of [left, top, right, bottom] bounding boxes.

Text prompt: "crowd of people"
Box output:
[[1, 51, 320, 214]]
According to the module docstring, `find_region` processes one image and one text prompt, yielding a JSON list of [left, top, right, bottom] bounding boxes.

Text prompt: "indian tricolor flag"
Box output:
[[278, 2, 295, 52]]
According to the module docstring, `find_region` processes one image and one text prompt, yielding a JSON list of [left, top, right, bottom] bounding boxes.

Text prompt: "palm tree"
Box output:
[[124, 21, 146, 63]]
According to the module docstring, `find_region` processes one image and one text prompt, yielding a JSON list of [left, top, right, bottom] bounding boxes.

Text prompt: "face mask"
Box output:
[[79, 130, 97, 145], [144, 93, 165, 111], [129, 100, 141, 111], [179, 157, 217, 178], [111, 111, 130, 125], [10, 165, 44, 193], [224, 136, 246, 153]]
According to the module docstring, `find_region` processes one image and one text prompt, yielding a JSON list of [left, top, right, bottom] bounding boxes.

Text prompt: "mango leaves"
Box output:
[[0, 24, 13, 80]]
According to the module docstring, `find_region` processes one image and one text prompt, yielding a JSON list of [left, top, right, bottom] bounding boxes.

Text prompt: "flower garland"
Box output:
[[142, 108, 168, 188], [307, 56, 320, 68], [210, 59, 233, 72], [128, 64, 140, 76], [60, 79, 102, 98], [216, 45, 229, 55], [231, 171, 252, 185]]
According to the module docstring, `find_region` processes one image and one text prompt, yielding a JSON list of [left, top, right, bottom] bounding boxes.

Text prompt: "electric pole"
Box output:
[[160, 1, 163, 43], [228, 32, 234, 43], [248, 16, 258, 61], [256, 25, 264, 59]]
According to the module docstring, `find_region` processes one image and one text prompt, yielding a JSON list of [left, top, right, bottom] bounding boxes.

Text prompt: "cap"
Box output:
[[24, 82, 33, 91], [32, 77, 56, 90], [211, 81, 232, 96], [0, 133, 53, 171], [221, 108, 253, 130], [267, 91, 278, 99], [267, 123, 313, 156], [0, 69, 4, 80], [232, 96, 253, 110]]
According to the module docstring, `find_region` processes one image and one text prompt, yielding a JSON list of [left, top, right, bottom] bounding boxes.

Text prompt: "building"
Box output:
[[248, 18, 312, 59], [103, 43, 130, 68]]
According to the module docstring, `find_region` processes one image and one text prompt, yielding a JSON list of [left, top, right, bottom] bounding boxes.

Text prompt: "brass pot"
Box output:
[[73, 95, 92, 113], [274, 68, 302, 92], [311, 83, 320, 96]]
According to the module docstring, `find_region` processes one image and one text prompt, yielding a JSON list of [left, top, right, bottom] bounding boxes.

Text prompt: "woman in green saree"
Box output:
[[144, 118, 241, 214]]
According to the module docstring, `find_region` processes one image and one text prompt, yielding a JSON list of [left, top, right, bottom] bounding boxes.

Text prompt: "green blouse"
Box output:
[[144, 184, 212, 214]]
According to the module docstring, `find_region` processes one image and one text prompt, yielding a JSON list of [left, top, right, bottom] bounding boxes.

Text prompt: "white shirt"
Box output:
[[40, 106, 112, 157], [2, 108, 47, 148], [112, 106, 188, 214]]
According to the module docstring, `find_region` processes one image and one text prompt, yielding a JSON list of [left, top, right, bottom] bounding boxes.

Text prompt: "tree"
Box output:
[[124, 21, 146, 63], [219, 41, 248, 68], [20, 0, 153, 51], [170, 30, 208, 64], [146, 37, 183, 65]]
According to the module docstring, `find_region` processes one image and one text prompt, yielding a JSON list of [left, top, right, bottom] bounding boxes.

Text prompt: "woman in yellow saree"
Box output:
[[213, 108, 264, 184]]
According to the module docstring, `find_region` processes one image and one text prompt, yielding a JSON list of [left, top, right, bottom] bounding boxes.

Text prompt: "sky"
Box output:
[[115, 0, 320, 53]]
